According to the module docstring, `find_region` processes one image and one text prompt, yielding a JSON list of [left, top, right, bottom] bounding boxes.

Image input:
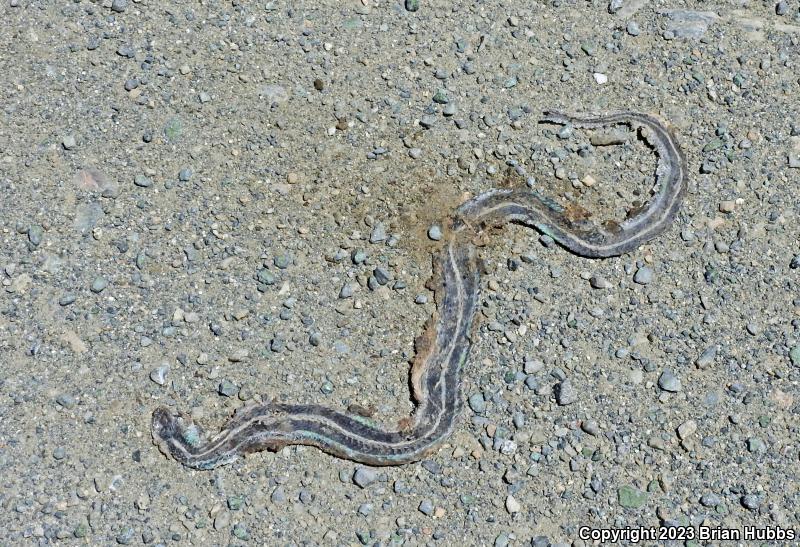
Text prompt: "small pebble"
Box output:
[[695, 346, 717, 369], [420, 115, 437, 129], [590, 275, 612, 289], [747, 437, 766, 453], [28, 225, 44, 246], [741, 495, 760, 510], [271, 486, 286, 504], [428, 225, 442, 241], [373, 267, 391, 285], [789, 346, 800, 366], [677, 419, 697, 440], [369, 223, 387, 243], [700, 493, 721, 507], [149, 365, 169, 386], [633, 266, 654, 285], [617, 485, 648, 508], [505, 495, 521, 513], [555, 380, 577, 405], [90, 277, 108, 293], [339, 283, 355, 299], [468, 393, 485, 413], [418, 500, 434, 515], [658, 369, 681, 392], [218, 380, 238, 397], [274, 254, 291, 269], [133, 174, 152, 188], [56, 393, 77, 409], [523, 357, 543, 374], [582, 420, 600, 436], [353, 467, 377, 488], [62, 135, 77, 150]]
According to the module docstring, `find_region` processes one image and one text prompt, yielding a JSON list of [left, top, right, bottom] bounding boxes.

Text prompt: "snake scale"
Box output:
[[152, 111, 687, 469]]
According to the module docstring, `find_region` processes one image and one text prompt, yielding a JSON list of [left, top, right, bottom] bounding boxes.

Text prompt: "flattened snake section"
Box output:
[[152, 111, 687, 469]]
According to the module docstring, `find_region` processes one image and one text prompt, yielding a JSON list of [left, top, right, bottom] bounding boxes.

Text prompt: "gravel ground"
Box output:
[[1, 0, 800, 545]]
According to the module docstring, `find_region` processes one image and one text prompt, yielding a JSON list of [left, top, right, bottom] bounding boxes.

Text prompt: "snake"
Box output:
[[152, 110, 687, 470]]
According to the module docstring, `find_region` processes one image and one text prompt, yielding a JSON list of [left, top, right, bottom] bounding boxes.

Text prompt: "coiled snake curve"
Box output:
[[152, 110, 687, 469]]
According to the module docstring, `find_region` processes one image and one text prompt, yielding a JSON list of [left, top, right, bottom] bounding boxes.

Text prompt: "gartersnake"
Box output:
[[152, 111, 686, 469]]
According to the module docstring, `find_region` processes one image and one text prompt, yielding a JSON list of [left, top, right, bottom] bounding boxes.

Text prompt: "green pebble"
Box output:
[[232, 524, 250, 540], [405, 0, 419, 11], [74, 522, 88, 538], [503, 76, 518, 88], [218, 380, 238, 397], [90, 277, 108, 293], [747, 437, 766, 453], [256, 268, 276, 285], [460, 494, 476, 506], [432, 89, 448, 104], [342, 17, 362, 30], [182, 426, 201, 448], [789, 346, 800, 367], [164, 116, 183, 142], [273, 254, 291, 269], [227, 495, 244, 511], [617, 485, 648, 508], [702, 138, 725, 153]]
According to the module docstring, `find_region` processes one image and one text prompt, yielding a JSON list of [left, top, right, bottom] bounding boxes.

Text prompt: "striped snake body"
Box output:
[[152, 111, 686, 469]]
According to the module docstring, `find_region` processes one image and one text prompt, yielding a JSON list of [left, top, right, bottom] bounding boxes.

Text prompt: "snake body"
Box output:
[[152, 111, 686, 469]]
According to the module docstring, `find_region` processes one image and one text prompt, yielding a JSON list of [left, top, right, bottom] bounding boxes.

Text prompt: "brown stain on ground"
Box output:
[[393, 165, 539, 266], [392, 165, 465, 267]]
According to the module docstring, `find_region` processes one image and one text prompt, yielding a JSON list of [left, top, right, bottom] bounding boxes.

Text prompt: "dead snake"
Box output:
[[152, 110, 687, 469]]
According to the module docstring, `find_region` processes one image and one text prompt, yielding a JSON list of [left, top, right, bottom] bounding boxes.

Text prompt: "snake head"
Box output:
[[152, 406, 181, 442]]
